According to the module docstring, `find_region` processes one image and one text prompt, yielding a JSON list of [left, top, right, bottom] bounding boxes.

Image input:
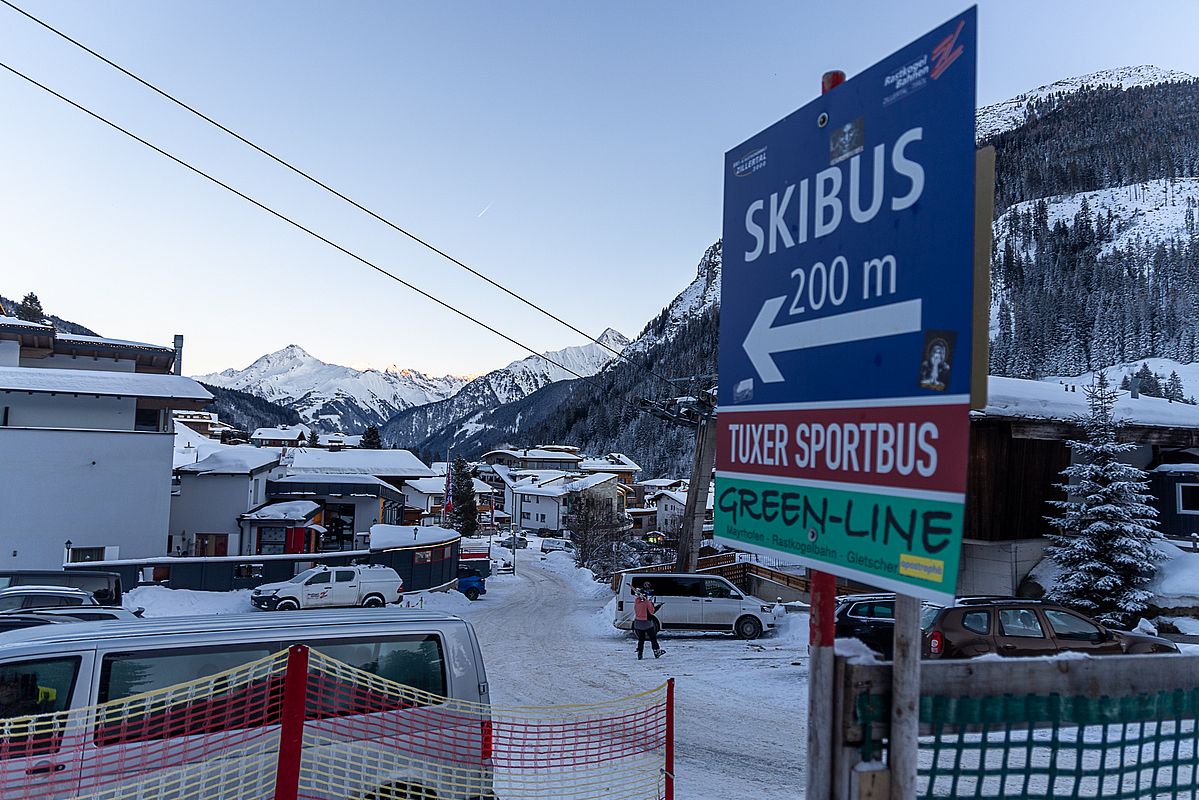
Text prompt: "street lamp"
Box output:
[[63, 539, 73, 564]]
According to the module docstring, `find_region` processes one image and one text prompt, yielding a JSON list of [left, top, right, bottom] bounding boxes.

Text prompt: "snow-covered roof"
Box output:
[[650, 489, 715, 510], [54, 332, 173, 353], [516, 472, 619, 498], [484, 448, 583, 462], [638, 478, 683, 488], [287, 448, 434, 478], [272, 473, 391, 487], [430, 461, 450, 476], [316, 433, 362, 447], [0, 365, 210, 401], [369, 524, 461, 551], [0, 315, 52, 331], [173, 422, 229, 468], [240, 500, 319, 522], [579, 453, 641, 472], [979, 376, 1199, 429], [251, 425, 309, 441], [1153, 463, 1199, 474], [177, 445, 279, 475], [404, 477, 493, 495]]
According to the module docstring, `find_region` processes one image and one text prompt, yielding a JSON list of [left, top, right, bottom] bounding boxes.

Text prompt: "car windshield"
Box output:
[[288, 569, 321, 584]]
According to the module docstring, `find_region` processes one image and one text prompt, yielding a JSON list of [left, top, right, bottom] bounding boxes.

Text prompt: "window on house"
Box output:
[[414, 550, 432, 565], [1179, 484, 1199, 514], [134, 408, 160, 432], [234, 563, 264, 580], [68, 547, 106, 563], [521, 512, 530, 520]]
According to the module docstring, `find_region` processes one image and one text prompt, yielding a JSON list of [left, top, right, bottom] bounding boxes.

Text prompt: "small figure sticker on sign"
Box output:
[[918, 331, 955, 391]]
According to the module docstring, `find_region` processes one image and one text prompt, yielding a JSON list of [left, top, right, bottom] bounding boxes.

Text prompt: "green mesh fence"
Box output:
[[856, 690, 1199, 798]]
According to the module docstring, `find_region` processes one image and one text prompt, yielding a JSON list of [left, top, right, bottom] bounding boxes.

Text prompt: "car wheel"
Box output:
[[464, 587, 481, 601], [276, 599, 299, 611], [362, 595, 386, 608], [735, 616, 763, 640]]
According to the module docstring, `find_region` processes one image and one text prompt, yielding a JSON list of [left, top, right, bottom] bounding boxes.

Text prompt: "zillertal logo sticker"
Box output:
[[733, 146, 767, 177]]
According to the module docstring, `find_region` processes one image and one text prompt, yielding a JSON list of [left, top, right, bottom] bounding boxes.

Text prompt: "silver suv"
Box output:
[[0, 585, 98, 612]]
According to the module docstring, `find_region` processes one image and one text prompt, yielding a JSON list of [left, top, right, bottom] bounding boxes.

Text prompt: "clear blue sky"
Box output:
[[2, 1, 1197, 377]]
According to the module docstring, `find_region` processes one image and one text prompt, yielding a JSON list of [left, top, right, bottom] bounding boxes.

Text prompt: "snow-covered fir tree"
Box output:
[[448, 457, 478, 537], [1046, 371, 1163, 626], [1167, 370, 1186, 402], [360, 425, 382, 450]]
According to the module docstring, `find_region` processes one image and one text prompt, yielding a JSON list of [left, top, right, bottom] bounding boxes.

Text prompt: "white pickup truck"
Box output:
[[251, 565, 404, 611]]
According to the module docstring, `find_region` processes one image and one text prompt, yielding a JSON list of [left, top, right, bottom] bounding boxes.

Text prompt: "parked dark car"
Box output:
[[456, 567, 487, 601], [0, 570, 123, 606], [834, 594, 940, 659], [923, 598, 1180, 658]]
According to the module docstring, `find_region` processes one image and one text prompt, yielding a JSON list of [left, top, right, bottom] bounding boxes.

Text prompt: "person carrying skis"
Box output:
[[633, 583, 664, 660]]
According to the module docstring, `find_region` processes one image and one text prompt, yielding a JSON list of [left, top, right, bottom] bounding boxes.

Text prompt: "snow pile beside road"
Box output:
[[834, 637, 882, 664], [538, 551, 610, 598], [126, 586, 253, 617], [1148, 541, 1199, 609]]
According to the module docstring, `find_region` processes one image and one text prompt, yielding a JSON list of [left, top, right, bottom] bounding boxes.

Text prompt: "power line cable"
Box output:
[[0, 58, 656, 423], [0, 0, 684, 394]]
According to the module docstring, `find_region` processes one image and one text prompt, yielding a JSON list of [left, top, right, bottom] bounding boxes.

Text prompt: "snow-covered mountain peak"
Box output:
[[196, 347, 467, 432], [625, 241, 721, 356], [977, 65, 1194, 142], [597, 328, 631, 349]]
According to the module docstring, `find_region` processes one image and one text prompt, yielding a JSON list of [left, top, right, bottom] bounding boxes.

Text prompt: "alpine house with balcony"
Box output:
[[0, 317, 211, 569]]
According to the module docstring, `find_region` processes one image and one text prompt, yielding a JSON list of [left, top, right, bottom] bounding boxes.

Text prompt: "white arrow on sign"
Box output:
[[742, 297, 924, 383]]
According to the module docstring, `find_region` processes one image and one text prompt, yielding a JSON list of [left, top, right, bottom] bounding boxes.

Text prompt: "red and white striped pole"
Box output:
[[664, 677, 676, 800], [805, 69, 845, 800], [274, 644, 310, 800]]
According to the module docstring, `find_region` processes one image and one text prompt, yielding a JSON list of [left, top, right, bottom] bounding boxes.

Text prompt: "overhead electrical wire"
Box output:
[[0, 58, 661, 421], [0, 0, 686, 395]]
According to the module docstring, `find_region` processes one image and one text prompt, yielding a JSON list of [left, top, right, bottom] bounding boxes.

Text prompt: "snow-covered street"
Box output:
[[128, 548, 810, 800], [464, 552, 809, 800]]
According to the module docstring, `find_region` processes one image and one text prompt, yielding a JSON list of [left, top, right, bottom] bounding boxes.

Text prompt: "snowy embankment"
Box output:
[[1047, 357, 1199, 405], [126, 586, 254, 617], [1029, 540, 1199, 610]]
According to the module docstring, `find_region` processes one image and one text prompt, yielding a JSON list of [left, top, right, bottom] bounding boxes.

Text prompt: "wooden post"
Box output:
[[677, 412, 716, 573], [890, 595, 921, 800], [806, 68, 846, 800], [273, 644, 310, 800]]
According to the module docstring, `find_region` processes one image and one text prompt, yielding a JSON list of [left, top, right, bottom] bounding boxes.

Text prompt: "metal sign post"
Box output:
[[714, 10, 979, 799]]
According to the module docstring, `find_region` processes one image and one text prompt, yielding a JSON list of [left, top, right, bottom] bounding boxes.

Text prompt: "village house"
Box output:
[[169, 444, 283, 556], [265, 473, 405, 552], [171, 410, 234, 440], [949, 376, 1199, 594], [0, 317, 209, 569], [491, 465, 627, 534], [250, 425, 310, 448], [400, 476, 498, 525]]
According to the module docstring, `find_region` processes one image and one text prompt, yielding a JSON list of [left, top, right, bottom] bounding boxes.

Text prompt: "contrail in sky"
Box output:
[[476, 201, 494, 218]]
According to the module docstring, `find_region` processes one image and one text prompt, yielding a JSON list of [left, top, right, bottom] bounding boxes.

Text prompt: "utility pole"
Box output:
[[635, 384, 716, 573], [677, 412, 715, 572]]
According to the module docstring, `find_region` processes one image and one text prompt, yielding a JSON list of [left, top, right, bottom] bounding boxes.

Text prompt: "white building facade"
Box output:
[[0, 318, 210, 569]]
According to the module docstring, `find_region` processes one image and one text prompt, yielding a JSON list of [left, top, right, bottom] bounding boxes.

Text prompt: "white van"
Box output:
[[614, 572, 784, 640], [0, 610, 492, 800], [250, 564, 403, 610]]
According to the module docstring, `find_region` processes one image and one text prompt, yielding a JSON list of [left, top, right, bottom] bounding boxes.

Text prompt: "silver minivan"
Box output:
[[0, 609, 493, 800], [614, 572, 785, 639]]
